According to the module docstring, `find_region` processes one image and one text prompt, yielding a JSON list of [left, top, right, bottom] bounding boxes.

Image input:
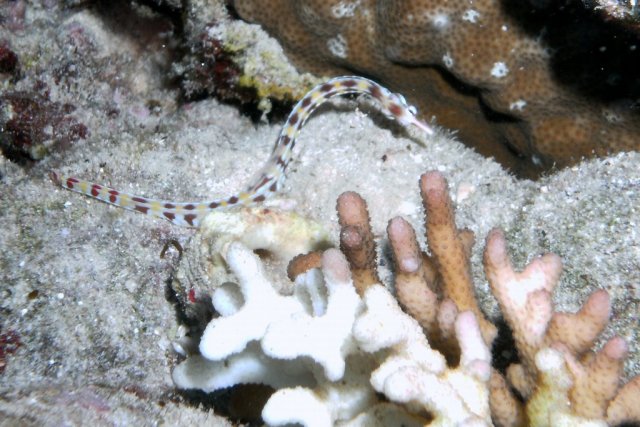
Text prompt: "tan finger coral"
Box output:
[[483, 228, 640, 426], [232, 0, 640, 177], [483, 228, 612, 398], [387, 214, 472, 361], [384, 171, 498, 349], [336, 191, 381, 295], [606, 376, 640, 425], [344, 169, 640, 425], [419, 171, 497, 345], [387, 216, 439, 334]]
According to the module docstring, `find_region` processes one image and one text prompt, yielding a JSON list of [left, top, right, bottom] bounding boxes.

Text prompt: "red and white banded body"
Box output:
[[51, 76, 434, 227]]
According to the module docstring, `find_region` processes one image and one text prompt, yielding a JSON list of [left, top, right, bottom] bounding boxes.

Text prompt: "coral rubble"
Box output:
[[232, 0, 640, 177], [172, 170, 640, 425]]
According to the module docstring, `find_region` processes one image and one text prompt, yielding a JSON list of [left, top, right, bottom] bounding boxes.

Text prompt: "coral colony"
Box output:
[[173, 172, 639, 426], [52, 76, 639, 425], [233, 0, 640, 176]]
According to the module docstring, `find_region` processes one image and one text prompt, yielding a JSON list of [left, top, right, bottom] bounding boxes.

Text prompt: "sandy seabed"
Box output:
[[0, 2, 638, 425]]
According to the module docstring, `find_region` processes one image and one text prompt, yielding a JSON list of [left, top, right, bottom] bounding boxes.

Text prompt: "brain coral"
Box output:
[[232, 0, 640, 178]]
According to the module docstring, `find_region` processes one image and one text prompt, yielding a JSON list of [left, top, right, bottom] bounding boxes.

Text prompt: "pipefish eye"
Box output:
[[396, 93, 418, 115]]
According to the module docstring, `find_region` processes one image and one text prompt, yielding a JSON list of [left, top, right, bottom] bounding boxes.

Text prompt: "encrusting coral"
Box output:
[[172, 170, 640, 426], [232, 0, 640, 177]]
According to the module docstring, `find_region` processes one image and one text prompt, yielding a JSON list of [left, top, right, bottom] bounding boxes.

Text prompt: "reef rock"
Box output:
[[232, 0, 640, 178]]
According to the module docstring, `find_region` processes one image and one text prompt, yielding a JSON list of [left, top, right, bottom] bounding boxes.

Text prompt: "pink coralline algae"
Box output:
[[0, 87, 88, 162], [0, 41, 19, 76], [0, 329, 21, 374], [179, 27, 254, 105]]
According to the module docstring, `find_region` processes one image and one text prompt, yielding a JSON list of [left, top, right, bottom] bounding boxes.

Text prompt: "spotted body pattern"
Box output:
[[51, 76, 434, 227]]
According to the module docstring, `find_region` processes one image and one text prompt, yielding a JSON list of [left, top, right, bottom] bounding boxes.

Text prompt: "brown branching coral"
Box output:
[[606, 376, 640, 425], [483, 228, 640, 425], [289, 192, 383, 295], [336, 191, 380, 295], [387, 216, 439, 333], [232, 0, 640, 178], [419, 171, 497, 345], [383, 171, 497, 351], [287, 250, 323, 281], [484, 227, 567, 397], [489, 368, 527, 426], [310, 169, 640, 425]]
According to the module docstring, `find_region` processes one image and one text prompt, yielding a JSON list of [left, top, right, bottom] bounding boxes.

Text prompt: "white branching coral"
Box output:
[[261, 249, 361, 381], [173, 243, 360, 389], [355, 286, 492, 426], [199, 241, 305, 360], [173, 241, 493, 426]]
